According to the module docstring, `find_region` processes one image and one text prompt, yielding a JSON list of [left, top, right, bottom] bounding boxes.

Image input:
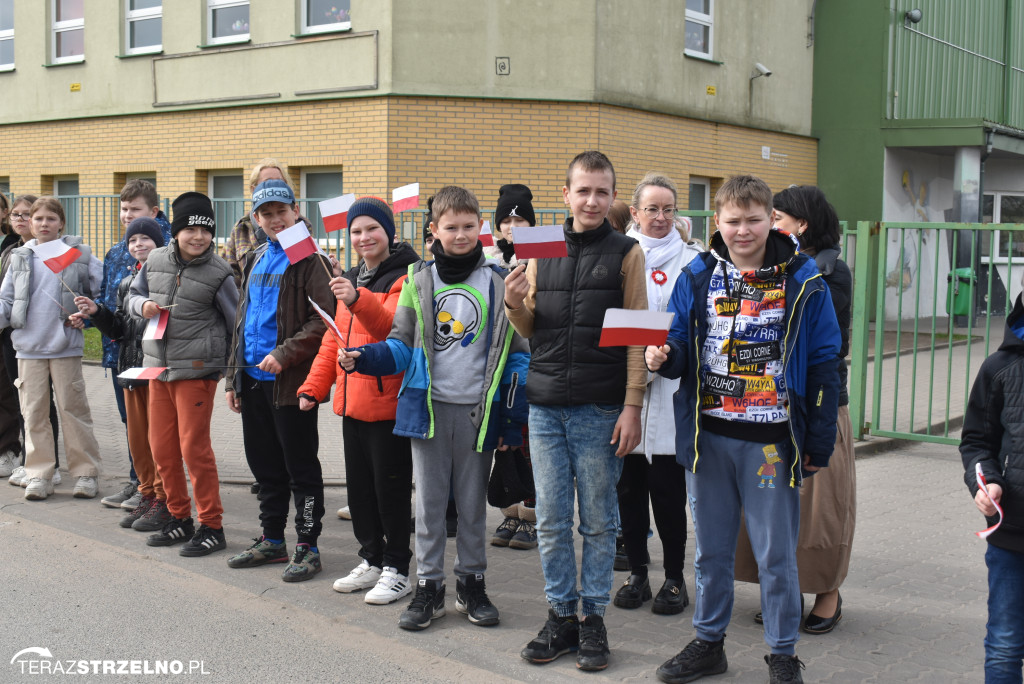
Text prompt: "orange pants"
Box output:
[[148, 378, 222, 528], [124, 385, 164, 500]]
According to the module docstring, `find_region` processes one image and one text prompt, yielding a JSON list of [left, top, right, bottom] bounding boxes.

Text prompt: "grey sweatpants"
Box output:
[[411, 401, 492, 583]]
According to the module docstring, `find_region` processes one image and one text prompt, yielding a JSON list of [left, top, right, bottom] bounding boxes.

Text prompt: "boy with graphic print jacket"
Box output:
[[339, 185, 529, 633], [646, 175, 840, 684]]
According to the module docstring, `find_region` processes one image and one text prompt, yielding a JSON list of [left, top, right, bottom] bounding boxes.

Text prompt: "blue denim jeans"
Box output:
[[986, 544, 1024, 684], [530, 403, 624, 618]]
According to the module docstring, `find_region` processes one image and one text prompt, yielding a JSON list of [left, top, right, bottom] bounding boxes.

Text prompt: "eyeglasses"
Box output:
[[641, 206, 676, 219], [10, 213, 30, 220]]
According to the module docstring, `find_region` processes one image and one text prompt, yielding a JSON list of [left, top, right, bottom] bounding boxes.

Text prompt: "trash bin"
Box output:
[[946, 267, 976, 316]]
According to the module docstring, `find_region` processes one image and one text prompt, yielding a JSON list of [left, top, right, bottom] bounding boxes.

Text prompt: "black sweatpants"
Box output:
[[616, 453, 688, 580], [240, 378, 324, 545], [342, 416, 413, 575]]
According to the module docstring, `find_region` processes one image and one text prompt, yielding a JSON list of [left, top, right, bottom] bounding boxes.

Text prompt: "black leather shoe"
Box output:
[[613, 573, 651, 609], [652, 578, 689, 615], [802, 594, 842, 634]]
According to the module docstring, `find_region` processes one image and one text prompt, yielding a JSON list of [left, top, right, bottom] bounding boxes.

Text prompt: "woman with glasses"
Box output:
[[612, 173, 703, 615], [735, 185, 855, 636]]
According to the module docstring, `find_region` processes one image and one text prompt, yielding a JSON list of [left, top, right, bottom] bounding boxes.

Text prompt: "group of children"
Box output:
[[0, 153, 858, 684]]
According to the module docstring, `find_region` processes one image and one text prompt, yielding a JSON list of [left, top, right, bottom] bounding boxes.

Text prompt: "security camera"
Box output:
[[906, 8, 922, 23], [754, 63, 772, 77]]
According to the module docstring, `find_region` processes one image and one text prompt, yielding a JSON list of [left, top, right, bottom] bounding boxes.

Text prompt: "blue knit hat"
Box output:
[[348, 196, 395, 242], [124, 217, 165, 248]]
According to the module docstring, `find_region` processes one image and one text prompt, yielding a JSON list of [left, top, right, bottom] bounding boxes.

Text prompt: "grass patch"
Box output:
[[83, 327, 103, 362]]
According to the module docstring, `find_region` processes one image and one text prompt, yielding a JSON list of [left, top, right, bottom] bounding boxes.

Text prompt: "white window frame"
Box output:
[[300, 0, 351, 35], [125, 0, 162, 55], [0, 0, 13, 71], [52, 0, 85, 65], [207, 0, 249, 46], [684, 0, 714, 60]]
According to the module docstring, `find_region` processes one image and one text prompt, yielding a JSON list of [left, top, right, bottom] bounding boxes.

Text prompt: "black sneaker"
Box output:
[[398, 579, 445, 631], [652, 578, 689, 615], [490, 517, 519, 547], [521, 609, 579, 664], [509, 520, 538, 550], [656, 638, 727, 683], [179, 525, 226, 557], [577, 615, 610, 671], [614, 573, 652, 609], [146, 516, 195, 547], [119, 495, 155, 528], [132, 499, 174, 532], [455, 573, 499, 626], [765, 654, 805, 684]]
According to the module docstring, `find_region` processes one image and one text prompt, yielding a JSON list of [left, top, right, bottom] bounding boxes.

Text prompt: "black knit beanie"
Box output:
[[494, 184, 536, 231], [347, 196, 396, 243], [171, 192, 216, 236], [124, 217, 166, 248]]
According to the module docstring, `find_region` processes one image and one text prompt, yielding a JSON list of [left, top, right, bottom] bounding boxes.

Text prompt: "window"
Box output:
[[0, 0, 13, 70], [209, 172, 244, 240], [126, 172, 157, 189], [55, 176, 80, 234], [982, 193, 1024, 261], [301, 0, 350, 35], [208, 0, 249, 45], [684, 0, 713, 59], [125, 0, 161, 54], [52, 0, 84, 64], [302, 169, 343, 232], [688, 177, 711, 243]]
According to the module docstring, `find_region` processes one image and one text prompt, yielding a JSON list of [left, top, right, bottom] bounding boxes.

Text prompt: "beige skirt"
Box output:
[[734, 404, 856, 594]]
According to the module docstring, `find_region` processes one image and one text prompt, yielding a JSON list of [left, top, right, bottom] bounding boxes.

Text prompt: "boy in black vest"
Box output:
[[504, 151, 647, 671]]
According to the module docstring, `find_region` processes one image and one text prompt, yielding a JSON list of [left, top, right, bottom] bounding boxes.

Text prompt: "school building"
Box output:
[[0, 1, 821, 254]]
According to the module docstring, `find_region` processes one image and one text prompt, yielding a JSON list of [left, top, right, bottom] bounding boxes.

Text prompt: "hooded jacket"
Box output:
[[297, 242, 420, 420], [960, 294, 1024, 553], [657, 228, 841, 486], [812, 245, 852, 406]]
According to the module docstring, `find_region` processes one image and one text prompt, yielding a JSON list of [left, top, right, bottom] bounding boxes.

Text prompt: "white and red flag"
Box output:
[[307, 296, 346, 346], [319, 193, 356, 233], [118, 366, 167, 381], [392, 183, 420, 213], [509, 224, 567, 259], [31, 239, 81, 274], [278, 223, 318, 264], [143, 308, 170, 341], [975, 462, 1004, 539], [598, 308, 675, 347], [479, 220, 494, 247]]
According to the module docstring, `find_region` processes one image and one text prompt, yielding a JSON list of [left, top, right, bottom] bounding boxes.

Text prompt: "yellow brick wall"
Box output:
[[0, 95, 816, 254]]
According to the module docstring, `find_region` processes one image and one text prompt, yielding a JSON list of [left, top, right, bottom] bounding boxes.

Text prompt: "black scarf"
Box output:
[[496, 238, 516, 264], [431, 239, 484, 284]]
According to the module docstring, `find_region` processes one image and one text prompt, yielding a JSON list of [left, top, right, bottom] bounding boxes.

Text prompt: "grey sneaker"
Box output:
[[120, 491, 143, 510], [282, 544, 321, 582], [227, 536, 289, 568], [102, 482, 137, 508], [8, 465, 26, 487], [132, 499, 174, 532], [119, 495, 155, 528]]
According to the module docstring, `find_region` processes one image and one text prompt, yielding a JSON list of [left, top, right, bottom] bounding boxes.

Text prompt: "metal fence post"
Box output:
[[848, 220, 874, 439]]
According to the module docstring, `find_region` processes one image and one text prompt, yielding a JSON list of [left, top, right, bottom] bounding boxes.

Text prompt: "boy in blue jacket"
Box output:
[[646, 175, 840, 684], [339, 185, 529, 632]]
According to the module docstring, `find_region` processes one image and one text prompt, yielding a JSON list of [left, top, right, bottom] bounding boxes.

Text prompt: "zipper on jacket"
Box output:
[[566, 244, 583, 403], [782, 273, 820, 487]]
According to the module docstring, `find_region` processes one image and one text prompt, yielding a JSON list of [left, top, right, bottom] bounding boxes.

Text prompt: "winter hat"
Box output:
[[251, 179, 295, 213], [171, 192, 215, 236], [494, 184, 536, 232], [124, 217, 165, 248], [348, 196, 396, 243]]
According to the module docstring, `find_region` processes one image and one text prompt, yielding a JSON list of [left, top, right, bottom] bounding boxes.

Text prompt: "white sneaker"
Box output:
[[24, 477, 54, 500], [9, 466, 26, 487], [365, 567, 413, 605], [337, 505, 352, 520], [0, 451, 17, 478], [52, 469, 62, 486], [73, 476, 98, 499], [332, 560, 382, 593]]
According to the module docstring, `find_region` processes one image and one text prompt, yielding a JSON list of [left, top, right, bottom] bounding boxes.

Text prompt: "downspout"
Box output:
[[1003, 0, 1013, 124]]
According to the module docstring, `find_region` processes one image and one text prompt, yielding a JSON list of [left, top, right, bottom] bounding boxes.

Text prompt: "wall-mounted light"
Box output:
[[905, 8, 922, 23], [750, 62, 772, 80]]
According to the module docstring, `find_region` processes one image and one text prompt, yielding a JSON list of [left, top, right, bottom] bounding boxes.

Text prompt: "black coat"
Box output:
[[961, 294, 1024, 553], [814, 246, 852, 406], [90, 270, 147, 388]]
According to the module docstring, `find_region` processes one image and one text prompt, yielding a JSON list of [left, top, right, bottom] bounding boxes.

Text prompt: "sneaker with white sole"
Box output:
[[102, 482, 137, 508], [0, 451, 18, 478], [337, 505, 352, 520], [120, 491, 143, 510], [24, 477, 54, 500], [8, 465, 26, 487], [332, 559, 382, 593], [365, 567, 413, 605], [73, 476, 98, 499], [179, 525, 227, 557], [282, 544, 321, 582], [52, 470, 62, 486]]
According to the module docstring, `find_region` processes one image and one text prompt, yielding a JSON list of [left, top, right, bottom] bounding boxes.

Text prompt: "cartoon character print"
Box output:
[[433, 287, 484, 351], [757, 444, 782, 489]]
